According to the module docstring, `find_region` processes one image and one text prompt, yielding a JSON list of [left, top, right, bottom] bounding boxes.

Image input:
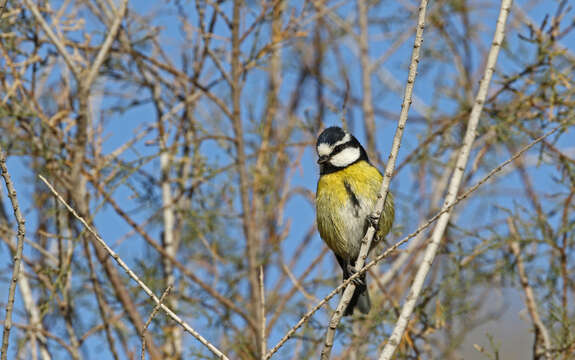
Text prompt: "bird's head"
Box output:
[[316, 126, 368, 174]]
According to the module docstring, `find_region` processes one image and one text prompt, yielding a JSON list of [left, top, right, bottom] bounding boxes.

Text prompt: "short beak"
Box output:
[[317, 155, 329, 164]]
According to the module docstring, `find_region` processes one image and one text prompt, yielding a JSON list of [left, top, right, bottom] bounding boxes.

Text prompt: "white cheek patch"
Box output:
[[317, 143, 333, 156], [329, 147, 360, 167]]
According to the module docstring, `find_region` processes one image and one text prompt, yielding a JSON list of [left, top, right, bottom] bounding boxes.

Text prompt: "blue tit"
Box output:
[[315, 126, 394, 316]]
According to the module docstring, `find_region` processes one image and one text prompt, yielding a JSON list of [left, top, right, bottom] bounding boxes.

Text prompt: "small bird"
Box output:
[[315, 126, 394, 316]]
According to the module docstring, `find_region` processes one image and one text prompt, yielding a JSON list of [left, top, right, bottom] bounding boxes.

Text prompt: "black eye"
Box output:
[[332, 143, 347, 154]]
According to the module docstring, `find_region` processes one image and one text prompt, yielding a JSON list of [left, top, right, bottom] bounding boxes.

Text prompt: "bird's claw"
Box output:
[[367, 213, 380, 228], [346, 264, 365, 287]]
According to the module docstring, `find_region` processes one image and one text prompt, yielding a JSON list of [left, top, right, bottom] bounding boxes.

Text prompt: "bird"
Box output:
[[315, 126, 394, 316]]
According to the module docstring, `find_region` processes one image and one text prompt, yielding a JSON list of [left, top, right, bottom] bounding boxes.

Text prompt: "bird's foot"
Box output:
[[367, 213, 380, 228], [346, 264, 365, 287]]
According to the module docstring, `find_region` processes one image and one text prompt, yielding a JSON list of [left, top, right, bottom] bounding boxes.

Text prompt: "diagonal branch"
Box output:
[[379, 1, 513, 358], [321, 0, 430, 358], [39, 175, 230, 360]]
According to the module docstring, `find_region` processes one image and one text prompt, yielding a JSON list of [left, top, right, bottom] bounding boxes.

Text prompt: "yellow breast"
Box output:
[[316, 161, 391, 258]]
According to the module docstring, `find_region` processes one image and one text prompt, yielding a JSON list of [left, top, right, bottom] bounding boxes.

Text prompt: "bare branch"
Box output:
[[84, 0, 128, 90], [379, 1, 513, 358], [0, 146, 27, 360], [21, 0, 80, 79], [321, 0, 430, 357]]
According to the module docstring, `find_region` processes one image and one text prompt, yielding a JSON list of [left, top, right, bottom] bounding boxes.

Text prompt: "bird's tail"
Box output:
[[344, 280, 370, 316]]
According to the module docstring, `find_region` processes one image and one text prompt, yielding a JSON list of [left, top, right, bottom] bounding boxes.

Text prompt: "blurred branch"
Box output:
[[141, 286, 173, 360], [83, 232, 121, 360], [357, 0, 376, 157], [230, 0, 264, 357], [508, 218, 552, 360], [513, 2, 575, 62], [259, 266, 266, 360], [84, 0, 128, 90], [0, 225, 51, 360], [0, 0, 7, 18], [21, 0, 80, 79]]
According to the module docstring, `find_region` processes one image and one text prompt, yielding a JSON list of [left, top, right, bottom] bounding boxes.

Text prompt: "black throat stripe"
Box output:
[[343, 180, 361, 216]]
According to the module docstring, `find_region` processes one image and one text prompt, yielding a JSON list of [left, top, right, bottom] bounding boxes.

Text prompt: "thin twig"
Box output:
[[508, 218, 552, 360], [379, 1, 513, 358], [0, 146, 27, 360], [38, 175, 230, 360], [0, 225, 53, 360], [141, 286, 173, 360], [321, 0, 430, 358], [265, 125, 559, 360], [83, 233, 120, 360]]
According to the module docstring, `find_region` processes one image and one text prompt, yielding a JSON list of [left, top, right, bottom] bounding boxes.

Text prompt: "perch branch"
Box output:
[[379, 1, 513, 358]]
